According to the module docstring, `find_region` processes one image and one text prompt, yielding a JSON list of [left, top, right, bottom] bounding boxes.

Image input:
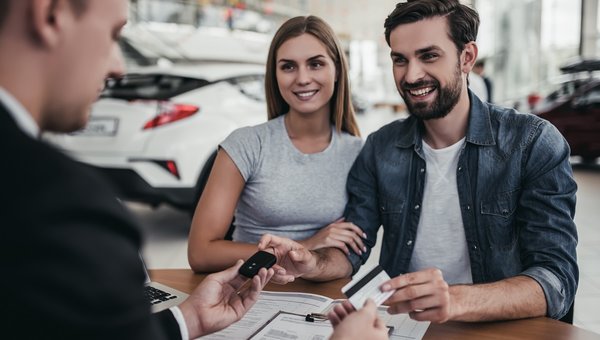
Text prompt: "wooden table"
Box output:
[[151, 269, 600, 340]]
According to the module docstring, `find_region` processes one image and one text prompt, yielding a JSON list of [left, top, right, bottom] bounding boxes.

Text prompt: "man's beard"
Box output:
[[400, 63, 462, 121]]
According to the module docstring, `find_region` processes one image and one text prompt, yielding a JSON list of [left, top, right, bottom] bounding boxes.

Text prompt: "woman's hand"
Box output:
[[301, 218, 367, 255]]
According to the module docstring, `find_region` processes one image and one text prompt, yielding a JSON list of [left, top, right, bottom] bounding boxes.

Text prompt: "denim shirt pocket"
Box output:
[[378, 195, 405, 238], [480, 189, 519, 250]]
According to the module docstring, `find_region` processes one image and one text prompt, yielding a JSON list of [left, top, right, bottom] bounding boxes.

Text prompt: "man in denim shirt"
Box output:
[[259, 0, 577, 324]]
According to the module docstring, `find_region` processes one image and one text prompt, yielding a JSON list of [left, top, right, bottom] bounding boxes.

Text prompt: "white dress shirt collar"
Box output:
[[0, 87, 40, 138]]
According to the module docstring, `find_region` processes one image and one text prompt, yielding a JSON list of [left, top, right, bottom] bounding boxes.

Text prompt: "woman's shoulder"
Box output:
[[227, 116, 283, 142], [334, 131, 363, 160], [337, 130, 364, 148]]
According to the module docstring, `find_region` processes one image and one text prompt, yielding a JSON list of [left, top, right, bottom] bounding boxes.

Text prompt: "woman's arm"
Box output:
[[187, 149, 258, 272]]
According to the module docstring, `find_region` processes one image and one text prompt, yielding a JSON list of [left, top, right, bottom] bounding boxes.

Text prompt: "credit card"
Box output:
[[341, 264, 395, 310]]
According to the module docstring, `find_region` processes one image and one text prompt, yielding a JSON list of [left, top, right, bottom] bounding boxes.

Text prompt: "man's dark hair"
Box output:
[[384, 0, 480, 53]]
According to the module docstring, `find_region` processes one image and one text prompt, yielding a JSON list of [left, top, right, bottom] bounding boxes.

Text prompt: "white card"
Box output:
[[341, 264, 395, 310]]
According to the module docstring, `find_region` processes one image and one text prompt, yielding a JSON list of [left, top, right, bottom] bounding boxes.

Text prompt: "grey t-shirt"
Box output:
[[219, 115, 363, 243]]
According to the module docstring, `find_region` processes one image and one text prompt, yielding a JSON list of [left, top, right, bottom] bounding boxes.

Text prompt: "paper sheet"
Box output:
[[197, 291, 334, 339], [197, 291, 429, 340]]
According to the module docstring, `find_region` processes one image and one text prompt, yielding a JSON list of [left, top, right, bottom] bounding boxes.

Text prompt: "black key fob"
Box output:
[[239, 251, 277, 278]]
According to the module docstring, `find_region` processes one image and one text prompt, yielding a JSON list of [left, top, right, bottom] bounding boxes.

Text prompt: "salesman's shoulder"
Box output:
[[1, 113, 135, 228]]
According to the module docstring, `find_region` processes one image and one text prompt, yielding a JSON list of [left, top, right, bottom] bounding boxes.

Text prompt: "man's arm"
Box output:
[[381, 270, 546, 323], [448, 276, 546, 321], [303, 248, 353, 281], [343, 133, 383, 274], [516, 120, 578, 319], [258, 234, 352, 283]]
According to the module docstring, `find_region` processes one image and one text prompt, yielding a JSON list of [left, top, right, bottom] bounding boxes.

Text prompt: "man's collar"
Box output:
[[0, 87, 39, 138], [465, 90, 495, 146], [396, 90, 496, 148]]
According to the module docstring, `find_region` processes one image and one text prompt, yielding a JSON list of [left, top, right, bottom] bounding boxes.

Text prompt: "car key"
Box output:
[[239, 250, 277, 278]]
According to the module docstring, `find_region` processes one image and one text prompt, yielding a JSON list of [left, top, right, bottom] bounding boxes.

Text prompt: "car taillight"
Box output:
[[152, 160, 180, 179], [129, 159, 181, 179], [143, 102, 199, 130], [165, 160, 179, 179]]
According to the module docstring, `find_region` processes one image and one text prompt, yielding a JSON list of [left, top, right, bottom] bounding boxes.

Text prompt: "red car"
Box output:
[[533, 59, 600, 163]]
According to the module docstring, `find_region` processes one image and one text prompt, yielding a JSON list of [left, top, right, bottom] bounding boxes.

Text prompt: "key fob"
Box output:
[[239, 251, 277, 278]]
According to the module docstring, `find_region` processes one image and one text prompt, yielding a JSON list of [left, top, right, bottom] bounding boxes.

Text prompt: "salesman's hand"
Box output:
[[328, 299, 388, 340], [258, 233, 317, 284], [178, 260, 274, 338], [381, 268, 451, 323]]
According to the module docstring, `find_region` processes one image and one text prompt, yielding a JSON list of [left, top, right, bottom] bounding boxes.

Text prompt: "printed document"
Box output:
[[197, 291, 429, 340]]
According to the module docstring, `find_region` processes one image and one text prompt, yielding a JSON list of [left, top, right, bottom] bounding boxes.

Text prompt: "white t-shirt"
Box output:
[[408, 137, 473, 285]]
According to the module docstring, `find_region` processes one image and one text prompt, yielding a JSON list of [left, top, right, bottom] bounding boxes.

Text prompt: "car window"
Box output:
[[228, 75, 265, 102], [119, 38, 158, 67], [102, 74, 209, 100]]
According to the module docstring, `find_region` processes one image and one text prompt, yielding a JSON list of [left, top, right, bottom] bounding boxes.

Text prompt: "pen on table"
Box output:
[[305, 313, 328, 322]]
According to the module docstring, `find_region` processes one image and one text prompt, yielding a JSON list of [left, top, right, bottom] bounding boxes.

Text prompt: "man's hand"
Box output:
[[381, 268, 451, 323], [258, 234, 318, 284], [178, 260, 274, 338], [328, 299, 388, 340]]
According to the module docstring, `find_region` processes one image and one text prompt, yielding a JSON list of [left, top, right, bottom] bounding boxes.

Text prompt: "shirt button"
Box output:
[[420, 168, 425, 173], [414, 204, 420, 210], [380, 206, 386, 212], [466, 205, 471, 210], [458, 166, 463, 171], [406, 240, 413, 246], [472, 244, 478, 250]]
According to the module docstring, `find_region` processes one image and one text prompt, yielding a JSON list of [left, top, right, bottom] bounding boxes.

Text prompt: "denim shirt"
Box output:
[[344, 92, 578, 319]]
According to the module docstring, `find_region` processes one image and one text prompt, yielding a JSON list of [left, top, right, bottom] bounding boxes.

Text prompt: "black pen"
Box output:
[[305, 312, 329, 322]]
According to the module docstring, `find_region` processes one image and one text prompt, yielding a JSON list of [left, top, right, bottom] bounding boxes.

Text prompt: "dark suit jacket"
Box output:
[[0, 104, 182, 339]]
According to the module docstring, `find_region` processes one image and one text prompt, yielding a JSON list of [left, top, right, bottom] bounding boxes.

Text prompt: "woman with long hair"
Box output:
[[188, 16, 365, 272]]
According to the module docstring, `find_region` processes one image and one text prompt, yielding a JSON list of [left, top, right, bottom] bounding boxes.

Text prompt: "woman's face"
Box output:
[[275, 33, 337, 117]]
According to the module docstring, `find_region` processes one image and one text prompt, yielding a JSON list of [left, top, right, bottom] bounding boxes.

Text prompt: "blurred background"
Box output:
[[45, 0, 600, 335], [123, 0, 595, 110]]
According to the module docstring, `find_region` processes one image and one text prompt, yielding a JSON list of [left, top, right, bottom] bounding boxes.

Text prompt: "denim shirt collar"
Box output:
[[465, 91, 496, 146], [395, 90, 496, 150]]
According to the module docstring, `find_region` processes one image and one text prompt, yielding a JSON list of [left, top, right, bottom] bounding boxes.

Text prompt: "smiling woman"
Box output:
[[187, 15, 366, 273]]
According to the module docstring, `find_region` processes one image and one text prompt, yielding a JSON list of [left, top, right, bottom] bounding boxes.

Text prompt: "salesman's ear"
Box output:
[[29, 0, 74, 48]]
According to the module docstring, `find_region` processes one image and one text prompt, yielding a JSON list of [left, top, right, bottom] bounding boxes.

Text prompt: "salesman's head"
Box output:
[[0, 0, 127, 133], [383, 0, 479, 120]]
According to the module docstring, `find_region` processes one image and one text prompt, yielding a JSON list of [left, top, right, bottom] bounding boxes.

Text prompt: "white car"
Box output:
[[44, 63, 267, 213]]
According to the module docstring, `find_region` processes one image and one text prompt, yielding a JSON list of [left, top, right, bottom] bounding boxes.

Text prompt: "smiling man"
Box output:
[[259, 0, 578, 324]]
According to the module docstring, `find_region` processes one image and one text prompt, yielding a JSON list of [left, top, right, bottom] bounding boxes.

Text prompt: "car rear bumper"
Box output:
[[86, 164, 195, 209]]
